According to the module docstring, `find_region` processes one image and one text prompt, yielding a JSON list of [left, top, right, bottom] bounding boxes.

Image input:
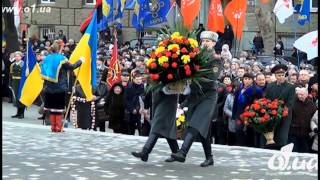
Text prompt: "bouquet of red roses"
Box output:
[[146, 30, 212, 93], [240, 98, 289, 144]]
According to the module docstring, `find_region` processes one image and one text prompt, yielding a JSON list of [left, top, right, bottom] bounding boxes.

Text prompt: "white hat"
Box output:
[[200, 31, 218, 42]]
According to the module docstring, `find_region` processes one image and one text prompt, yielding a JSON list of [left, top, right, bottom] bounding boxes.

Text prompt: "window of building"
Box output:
[[311, 0, 318, 12], [41, 0, 55, 3], [39, 27, 56, 41], [85, 0, 96, 5], [247, 0, 256, 13]]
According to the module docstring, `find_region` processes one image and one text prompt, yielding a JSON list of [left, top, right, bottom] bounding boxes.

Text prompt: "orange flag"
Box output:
[[260, 0, 270, 4], [107, 32, 121, 89], [181, 0, 201, 30], [224, 0, 247, 39], [207, 0, 225, 33]]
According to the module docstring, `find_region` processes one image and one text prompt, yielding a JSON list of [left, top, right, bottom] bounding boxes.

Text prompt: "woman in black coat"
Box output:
[[104, 82, 127, 134]]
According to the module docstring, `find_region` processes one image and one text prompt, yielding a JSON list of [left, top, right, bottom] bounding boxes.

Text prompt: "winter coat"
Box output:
[[224, 93, 235, 133], [310, 110, 318, 151], [125, 82, 145, 122]]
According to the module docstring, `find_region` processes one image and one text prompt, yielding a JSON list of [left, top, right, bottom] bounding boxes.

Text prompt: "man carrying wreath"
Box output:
[[260, 64, 295, 149], [171, 31, 222, 167]]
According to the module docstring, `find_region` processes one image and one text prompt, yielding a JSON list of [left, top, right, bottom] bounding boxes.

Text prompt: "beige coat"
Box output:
[[310, 110, 318, 151]]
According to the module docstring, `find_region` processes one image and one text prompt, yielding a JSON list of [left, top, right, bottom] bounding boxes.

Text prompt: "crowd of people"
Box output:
[[2, 28, 318, 157]]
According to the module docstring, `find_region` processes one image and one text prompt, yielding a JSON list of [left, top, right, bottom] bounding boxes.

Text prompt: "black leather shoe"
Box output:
[[164, 156, 176, 162], [17, 114, 24, 119], [200, 158, 214, 167], [11, 114, 19, 118], [131, 151, 148, 162], [171, 151, 186, 162]]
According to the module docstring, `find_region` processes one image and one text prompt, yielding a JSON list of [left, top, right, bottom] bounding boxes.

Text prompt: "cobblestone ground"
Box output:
[[2, 102, 318, 180]]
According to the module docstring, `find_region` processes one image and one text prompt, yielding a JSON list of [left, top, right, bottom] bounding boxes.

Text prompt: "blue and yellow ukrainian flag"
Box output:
[[97, 0, 114, 31], [143, 0, 170, 27], [69, 9, 98, 101], [18, 42, 44, 107], [297, 0, 310, 26], [132, 0, 147, 31]]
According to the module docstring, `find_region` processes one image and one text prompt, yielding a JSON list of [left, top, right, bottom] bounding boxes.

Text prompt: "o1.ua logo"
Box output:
[[268, 143, 318, 172]]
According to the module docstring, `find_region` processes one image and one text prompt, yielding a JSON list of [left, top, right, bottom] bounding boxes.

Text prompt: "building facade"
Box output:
[[22, 0, 317, 54]]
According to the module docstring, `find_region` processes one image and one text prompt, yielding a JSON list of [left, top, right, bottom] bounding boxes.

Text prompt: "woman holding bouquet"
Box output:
[[171, 31, 222, 167]]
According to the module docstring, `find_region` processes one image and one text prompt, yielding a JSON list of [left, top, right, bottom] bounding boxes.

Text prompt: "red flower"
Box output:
[[150, 62, 157, 69], [181, 47, 188, 54], [236, 120, 242, 126], [171, 62, 178, 68], [284, 107, 288, 111], [282, 111, 288, 117], [252, 104, 261, 111], [260, 109, 266, 113], [189, 52, 195, 58], [184, 65, 190, 70], [185, 69, 191, 76], [248, 111, 256, 117], [165, 51, 172, 57], [245, 106, 250, 111], [150, 52, 156, 59], [157, 53, 163, 58], [184, 39, 190, 45], [172, 47, 178, 53], [259, 117, 266, 123], [172, 53, 178, 59], [167, 74, 173, 80], [150, 74, 159, 80], [263, 114, 270, 120], [193, 47, 199, 52], [163, 63, 169, 68], [194, 65, 200, 71], [163, 39, 169, 45], [271, 110, 277, 115]]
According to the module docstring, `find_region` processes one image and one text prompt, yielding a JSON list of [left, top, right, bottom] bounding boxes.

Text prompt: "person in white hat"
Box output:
[[171, 31, 223, 167]]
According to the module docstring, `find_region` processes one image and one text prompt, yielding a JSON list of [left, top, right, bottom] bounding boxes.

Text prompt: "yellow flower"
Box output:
[[146, 58, 155, 66], [158, 56, 169, 65], [181, 55, 191, 64], [188, 38, 199, 48], [158, 41, 164, 47], [177, 115, 185, 123], [155, 46, 165, 55], [171, 32, 182, 40], [176, 120, 181, 126], [167, 44, 180, 51]]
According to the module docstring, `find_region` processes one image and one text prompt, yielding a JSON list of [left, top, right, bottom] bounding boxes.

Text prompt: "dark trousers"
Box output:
[[235, 127, 256, 147], [188, 127, 212, 158], [227, 131, 237, 146], [288, 135, 311, 153], [128, 120, 141, 135], [93, 120, 106, 132], [212, 120, 228, 145]]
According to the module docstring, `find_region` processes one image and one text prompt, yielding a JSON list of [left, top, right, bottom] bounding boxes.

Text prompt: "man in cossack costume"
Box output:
[[260, 64, 295, 149], [40, 41, 84, 132], [10, 51, 25, 119], [171, 31, 222, 167]]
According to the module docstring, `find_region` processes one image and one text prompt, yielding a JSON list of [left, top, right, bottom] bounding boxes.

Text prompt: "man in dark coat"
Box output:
[[260, 64, 295, 149], [253, 32, 264, 55], [131, 86, 180, 162], [171, 31, 222, 167]]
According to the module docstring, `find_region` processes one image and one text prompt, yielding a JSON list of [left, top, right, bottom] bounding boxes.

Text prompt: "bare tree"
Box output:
[[255, 3, 276, 55]]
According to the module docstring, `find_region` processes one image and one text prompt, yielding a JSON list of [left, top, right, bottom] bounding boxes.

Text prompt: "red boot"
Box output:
[[55, 114, 63, 132], [50, 114, 56, 132]]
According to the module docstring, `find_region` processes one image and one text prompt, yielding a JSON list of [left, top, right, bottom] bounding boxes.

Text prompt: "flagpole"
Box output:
[[291, 13, 300, 69]]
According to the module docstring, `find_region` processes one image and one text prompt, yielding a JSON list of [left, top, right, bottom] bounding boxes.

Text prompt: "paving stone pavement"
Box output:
[[2, 102, 318, 180]]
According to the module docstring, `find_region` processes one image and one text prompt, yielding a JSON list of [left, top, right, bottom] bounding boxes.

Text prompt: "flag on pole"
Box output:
[[80, 0, 113, 33], [107, 33, 121, 88], [13, 0, 23, 30], [143, 0, 171, 28], [115, 0, 127, 20], [18, 42, 44, 107], [180, 0, 201, 30], [273, 0, 294, 24], [70, 10, 98, 101], [296, 0, 310, 25], [293, 31, 318, 60], [207, 0, 225, 33], [132, 0, 147, 31], [224, 0, 247, 39], [125, 0, 136, 9]]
